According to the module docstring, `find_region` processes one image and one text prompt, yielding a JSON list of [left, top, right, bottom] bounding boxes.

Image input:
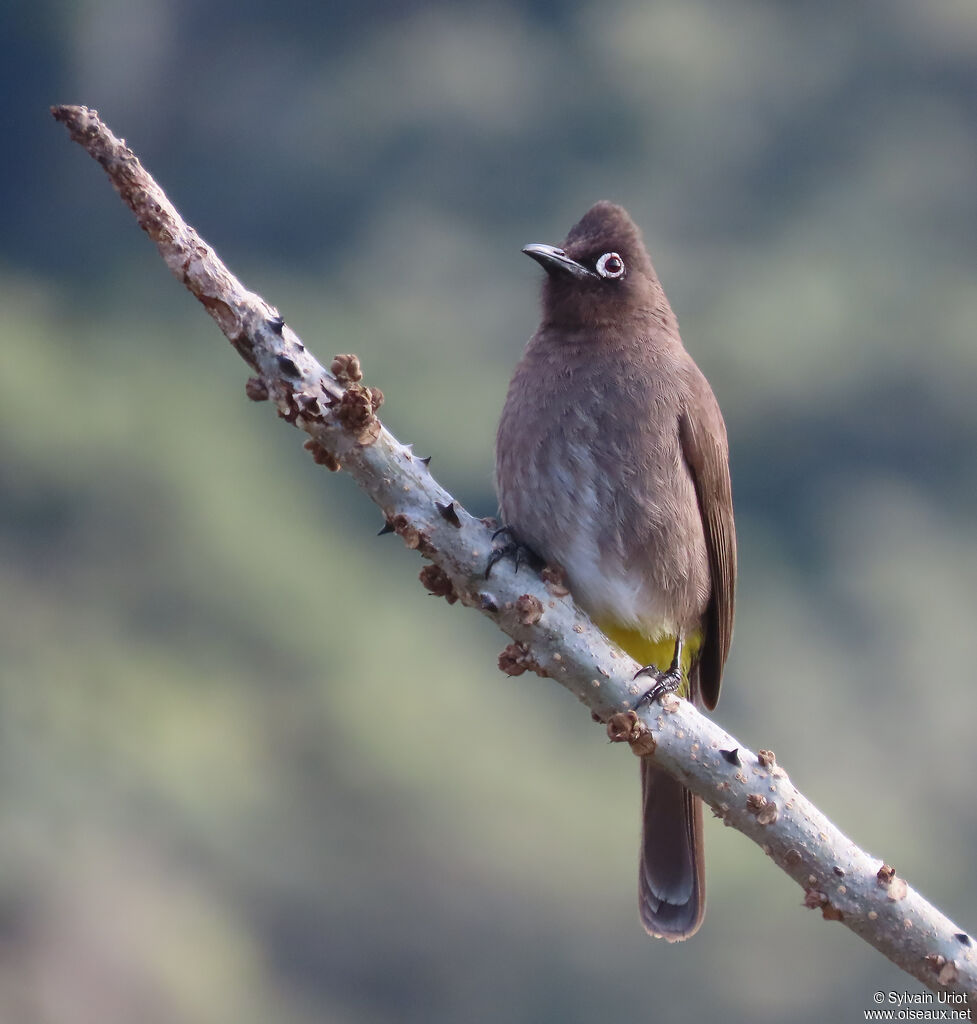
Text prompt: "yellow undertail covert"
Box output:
[[597, 622, 704, 701]]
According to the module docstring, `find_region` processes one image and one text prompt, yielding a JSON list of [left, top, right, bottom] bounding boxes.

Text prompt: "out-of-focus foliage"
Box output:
[[3, 1, 977, 1020]]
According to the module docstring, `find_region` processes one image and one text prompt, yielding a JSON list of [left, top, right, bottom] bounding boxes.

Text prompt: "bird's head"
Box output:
[[523, 201, 672, 329]]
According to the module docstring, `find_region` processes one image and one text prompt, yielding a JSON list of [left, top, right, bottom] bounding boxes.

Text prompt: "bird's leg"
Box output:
[[634, 636, 684, 708], [484, 526, 544, 579]]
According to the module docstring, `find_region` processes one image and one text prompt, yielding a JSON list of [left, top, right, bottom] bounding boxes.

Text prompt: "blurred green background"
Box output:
[[3, 1, 977, 1020]]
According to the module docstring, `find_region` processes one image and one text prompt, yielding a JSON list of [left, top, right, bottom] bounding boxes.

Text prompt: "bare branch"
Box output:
[[52, 104, 977, 996]]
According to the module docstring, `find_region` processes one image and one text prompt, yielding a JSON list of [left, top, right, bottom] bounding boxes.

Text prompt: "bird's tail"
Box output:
[[638, 757, 705, 941]]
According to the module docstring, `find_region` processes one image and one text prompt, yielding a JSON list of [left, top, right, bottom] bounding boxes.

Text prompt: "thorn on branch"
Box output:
[[277, 355, 301, 378], [720, 748, 741, 766], [435, 500, 461, 528], [267, 314, 285, 335]]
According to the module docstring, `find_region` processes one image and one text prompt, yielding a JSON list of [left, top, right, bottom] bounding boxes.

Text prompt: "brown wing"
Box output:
[[679, 395, 736, 710]]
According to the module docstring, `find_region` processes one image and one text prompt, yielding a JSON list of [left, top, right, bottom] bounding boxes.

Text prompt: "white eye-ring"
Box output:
[[596, 252, 625, 279]]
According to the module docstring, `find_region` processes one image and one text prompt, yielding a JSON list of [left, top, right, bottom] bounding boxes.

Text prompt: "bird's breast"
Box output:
[[496, 350, 710, 634]]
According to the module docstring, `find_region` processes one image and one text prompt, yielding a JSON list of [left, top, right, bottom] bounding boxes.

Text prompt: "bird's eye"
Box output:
[[596, 252, 625, 279]]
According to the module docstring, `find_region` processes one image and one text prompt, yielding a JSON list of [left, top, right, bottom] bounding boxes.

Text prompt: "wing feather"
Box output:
[[679, 398, 736, 710]]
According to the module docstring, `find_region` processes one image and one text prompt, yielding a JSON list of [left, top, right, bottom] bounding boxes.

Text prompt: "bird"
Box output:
[[495, 201, 736, 941]]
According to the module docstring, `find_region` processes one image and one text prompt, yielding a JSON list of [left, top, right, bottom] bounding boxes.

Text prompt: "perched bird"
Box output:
[[495, 201, 736, 941]]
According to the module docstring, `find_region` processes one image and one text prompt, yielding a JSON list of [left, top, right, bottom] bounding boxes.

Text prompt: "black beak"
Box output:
[[522, 243, 596, 280]]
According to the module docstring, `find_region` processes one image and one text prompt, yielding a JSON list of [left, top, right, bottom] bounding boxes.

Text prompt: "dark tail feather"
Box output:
[[638, 757, 705, 941]]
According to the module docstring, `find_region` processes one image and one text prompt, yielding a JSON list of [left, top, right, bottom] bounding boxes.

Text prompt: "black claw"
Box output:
[[633, 664, 683, 709], [632, 637, 685, 710], [485, 526, 543, 579], [484, 546, 507, 578]]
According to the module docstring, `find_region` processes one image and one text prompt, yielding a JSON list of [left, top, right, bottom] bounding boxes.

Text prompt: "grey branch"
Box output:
[[51, 103, 976, 997]]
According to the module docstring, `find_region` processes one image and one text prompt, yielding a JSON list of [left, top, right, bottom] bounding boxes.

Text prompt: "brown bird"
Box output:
[[495, 201, 736, 940]]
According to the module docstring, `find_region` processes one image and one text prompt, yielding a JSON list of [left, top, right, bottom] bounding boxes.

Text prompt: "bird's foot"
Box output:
[[485, 527, 544, 579], [633, 664, 683, 709]]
